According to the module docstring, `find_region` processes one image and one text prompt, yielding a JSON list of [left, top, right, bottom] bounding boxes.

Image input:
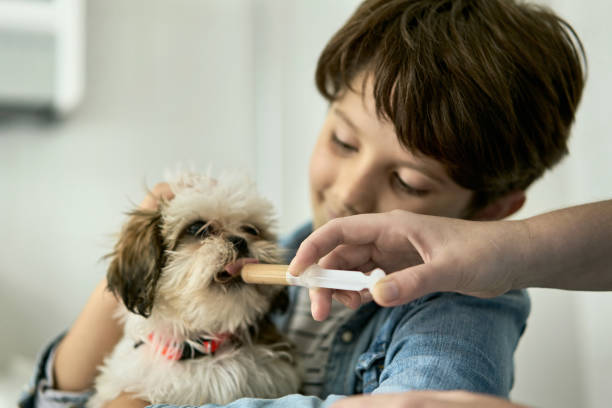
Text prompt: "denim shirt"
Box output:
[[20, 222, 530, 408]]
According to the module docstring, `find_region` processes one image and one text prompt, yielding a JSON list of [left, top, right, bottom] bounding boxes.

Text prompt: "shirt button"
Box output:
[[341, 330, 353, 343]]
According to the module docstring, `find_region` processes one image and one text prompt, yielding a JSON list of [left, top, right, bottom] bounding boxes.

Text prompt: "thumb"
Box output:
[[371, 263, 449, 306]]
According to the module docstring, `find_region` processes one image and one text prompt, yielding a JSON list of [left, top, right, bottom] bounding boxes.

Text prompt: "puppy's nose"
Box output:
[[228, 235, 248, 257]]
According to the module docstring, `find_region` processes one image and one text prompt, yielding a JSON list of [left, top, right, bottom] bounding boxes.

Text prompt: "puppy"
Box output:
[[88, 172, 300, 408]]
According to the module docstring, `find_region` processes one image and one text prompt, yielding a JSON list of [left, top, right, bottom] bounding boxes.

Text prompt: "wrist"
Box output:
[[505, 219, 537, 291], [510, 217, 555, 290]]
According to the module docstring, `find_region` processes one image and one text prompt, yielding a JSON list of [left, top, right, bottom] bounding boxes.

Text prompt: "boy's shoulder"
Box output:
[[383, 290, 531, 337]]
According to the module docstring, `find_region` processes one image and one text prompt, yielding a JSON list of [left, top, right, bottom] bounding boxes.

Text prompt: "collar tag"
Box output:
[[136, 333, 228, 361]]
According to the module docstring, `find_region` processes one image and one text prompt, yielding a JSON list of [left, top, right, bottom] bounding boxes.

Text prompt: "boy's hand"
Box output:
[[140, 182, 174, 210], [103, 392, 149, 408], [289, 210, 522, 320], [331, 390, 528, 408]]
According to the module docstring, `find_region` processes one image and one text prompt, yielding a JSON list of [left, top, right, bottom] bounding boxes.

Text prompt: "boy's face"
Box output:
[[309, 78, 473, 229]]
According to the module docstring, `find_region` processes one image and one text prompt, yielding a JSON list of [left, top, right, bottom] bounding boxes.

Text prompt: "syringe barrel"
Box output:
[[301, 265, 369, 291]]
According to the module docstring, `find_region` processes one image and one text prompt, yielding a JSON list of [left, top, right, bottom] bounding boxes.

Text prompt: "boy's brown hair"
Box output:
[[315, 0, 586, 211]]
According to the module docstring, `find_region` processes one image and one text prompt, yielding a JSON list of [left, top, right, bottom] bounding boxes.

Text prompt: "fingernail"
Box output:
[[375, 279, 399, 303], [288, 260, 299, 277]]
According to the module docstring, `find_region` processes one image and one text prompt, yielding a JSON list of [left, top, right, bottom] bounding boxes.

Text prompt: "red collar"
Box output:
[[134, 333, 231, 361]]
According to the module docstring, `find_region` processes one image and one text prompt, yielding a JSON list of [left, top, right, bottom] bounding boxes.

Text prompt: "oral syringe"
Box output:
[[241, 264, 386, 291]]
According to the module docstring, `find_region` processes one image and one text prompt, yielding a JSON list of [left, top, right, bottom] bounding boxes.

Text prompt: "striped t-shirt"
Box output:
[[286, 288, 356, 397]]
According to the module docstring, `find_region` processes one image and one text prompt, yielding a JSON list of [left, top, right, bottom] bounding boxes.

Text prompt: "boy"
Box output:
[[21, 0, 584, 407]]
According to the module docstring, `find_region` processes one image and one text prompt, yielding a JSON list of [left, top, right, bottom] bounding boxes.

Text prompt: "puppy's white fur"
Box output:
[[88, 172, 300, 407]]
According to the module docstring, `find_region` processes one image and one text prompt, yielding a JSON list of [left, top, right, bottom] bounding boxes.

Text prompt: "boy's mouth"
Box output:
[[325, 207, 340, 220], [324, 204, 353, 221]]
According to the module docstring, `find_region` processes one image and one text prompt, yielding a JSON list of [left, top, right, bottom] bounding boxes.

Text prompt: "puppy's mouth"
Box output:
[[213, 258, 259, 287]]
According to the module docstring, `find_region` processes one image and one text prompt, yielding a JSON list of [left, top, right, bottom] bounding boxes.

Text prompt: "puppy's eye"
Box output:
[[240, 225, 259, 236], [186, 220, 210, 238]]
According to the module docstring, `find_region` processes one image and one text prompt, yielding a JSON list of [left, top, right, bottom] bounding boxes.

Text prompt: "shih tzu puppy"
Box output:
[[87, 172, 300, 408]]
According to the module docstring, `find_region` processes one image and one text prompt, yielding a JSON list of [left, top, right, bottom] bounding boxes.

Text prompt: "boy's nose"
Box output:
[[334, 167, 377, 214]]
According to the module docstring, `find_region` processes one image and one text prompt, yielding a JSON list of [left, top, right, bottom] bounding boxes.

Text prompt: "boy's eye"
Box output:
[[240, 225, 260, 236], [393, 174, 429, 197], [185, 220, 210, 237], [331, 133, 358, 152]]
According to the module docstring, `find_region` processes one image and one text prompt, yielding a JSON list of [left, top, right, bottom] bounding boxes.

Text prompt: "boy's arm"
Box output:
[[53, 278, 122, 391], [53, 183, 174, 391], [18, 279, 122, 408], [369, 290, 530, 396], [18, 277, 123, 408]]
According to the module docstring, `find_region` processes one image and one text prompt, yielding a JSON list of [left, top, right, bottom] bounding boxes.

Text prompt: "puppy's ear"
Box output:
[[106, 209, 165, 318]]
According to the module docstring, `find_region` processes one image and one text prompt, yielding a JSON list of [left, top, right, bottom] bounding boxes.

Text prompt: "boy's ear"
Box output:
[[470, 191, 526, 221]]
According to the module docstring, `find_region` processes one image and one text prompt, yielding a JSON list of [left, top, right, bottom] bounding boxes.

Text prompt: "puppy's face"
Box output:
[[107, 173, 284, 335]]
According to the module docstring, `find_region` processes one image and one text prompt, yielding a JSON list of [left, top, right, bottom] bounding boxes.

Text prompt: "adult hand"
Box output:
[[289, 210, 526, 320], [331, 391, 528, 408]]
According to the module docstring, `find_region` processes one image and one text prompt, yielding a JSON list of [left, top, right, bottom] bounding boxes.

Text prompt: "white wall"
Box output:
[[0, 0, 257, 400], [1, 1, 611, 407], [253, 0, 362, 235], [508, 1, 612, 407]]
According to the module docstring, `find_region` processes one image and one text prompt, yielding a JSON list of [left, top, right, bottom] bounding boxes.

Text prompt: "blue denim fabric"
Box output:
[[19, 334, 93, 408], [20, 221, 530, 408]]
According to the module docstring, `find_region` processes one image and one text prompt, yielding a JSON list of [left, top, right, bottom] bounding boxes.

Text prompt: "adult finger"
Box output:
[[370, 263, 449, 306], [333, 288, 373, 308], [316, 248, 377, 310], [309, 288, 333, 321], [289, 214, 386, 276], [332, 290, 362, 309], [318, 244, 375, 272]]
